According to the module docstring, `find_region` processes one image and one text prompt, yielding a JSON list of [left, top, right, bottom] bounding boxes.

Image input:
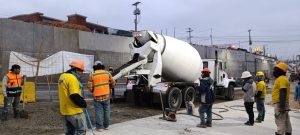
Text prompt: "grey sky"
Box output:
[[1, 0, 299, 59]]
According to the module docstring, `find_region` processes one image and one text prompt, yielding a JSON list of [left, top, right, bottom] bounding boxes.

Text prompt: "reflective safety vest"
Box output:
[[91, 70, 111, 97], [6, 72, 22, 97]]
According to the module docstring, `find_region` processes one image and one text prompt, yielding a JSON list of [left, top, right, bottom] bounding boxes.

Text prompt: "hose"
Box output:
[[177, 107, 228, 120]]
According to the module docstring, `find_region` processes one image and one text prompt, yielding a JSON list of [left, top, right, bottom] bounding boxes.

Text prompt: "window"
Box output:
[[203, 62, 208, 68]]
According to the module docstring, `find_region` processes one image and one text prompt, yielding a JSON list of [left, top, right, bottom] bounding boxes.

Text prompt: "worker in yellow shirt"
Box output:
[[255, 71, 267, 123], [58, 60, 87, 135], [272, 62, 292, 135]]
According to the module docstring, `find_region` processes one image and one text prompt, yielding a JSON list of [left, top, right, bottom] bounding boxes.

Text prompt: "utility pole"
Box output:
[[263, 45, 266, 56], [165, 28, 168, 36], [248, 29, 252, 52], [210, 28, 213, 46], [173, 27, 176, 38], [132, 2, 141, 31], [187, 27, 193, 44]]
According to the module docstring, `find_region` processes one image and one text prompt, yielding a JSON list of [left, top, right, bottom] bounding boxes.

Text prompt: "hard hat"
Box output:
[[275, 62, 288, 72], [69, 60, 85, 71], [94, 61, 103, 66], [202, 68, 211, 73], [241, 71, 252, 79], [256, 71, 264, 76]]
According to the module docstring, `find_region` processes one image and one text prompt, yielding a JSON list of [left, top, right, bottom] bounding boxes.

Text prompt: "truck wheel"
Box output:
[[133, 90, 142, 106], [166, 87, 182, 111], [182, 87, 196, 106], [225, 85, 235, 101]]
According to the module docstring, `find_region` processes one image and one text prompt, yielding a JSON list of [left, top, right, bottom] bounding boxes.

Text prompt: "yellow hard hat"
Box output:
[[275, 62, 288, 72], [256, 71, 264, 76]]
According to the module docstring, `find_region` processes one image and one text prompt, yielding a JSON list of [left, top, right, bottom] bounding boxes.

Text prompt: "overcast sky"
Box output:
[[1, 0, 299, 60]]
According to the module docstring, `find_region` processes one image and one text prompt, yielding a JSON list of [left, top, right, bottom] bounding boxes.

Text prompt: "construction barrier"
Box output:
[[0, 82, 36, 104]]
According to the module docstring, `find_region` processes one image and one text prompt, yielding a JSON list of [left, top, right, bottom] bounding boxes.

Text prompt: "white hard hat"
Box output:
[[94, 61, 103, 66], [241, 71, 252, 79]]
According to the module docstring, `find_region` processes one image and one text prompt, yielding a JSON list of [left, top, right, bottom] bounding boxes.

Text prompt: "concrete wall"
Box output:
[[79, 31, 133, 53], [0, 18, 276, 82], [0, 19, 131, 79]]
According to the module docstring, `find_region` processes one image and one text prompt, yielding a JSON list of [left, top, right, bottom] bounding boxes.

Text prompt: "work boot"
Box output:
[[206, 122, 212, 127], [13, 109, 19, 118], [197, 123, 207, 128], [1, 112, 8, 121], [275, 132, 282, 135], [285, 133, 291, 135], [244, 121, 254, 126], [255, 119, 262, 123]]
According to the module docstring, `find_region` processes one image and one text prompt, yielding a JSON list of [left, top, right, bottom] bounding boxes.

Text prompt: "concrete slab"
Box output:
[[84, 95, 300, 135]]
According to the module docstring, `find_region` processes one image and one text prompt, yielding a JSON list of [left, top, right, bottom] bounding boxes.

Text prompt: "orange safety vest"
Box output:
[[6, 72, 22, 97], [6, 72, 22, 87], [91, 70, 111, 97]]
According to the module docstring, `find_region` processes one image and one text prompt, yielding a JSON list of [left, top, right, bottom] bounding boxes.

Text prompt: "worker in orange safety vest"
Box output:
[[1, 64, 26, 121], [87, 61, 115, 132]]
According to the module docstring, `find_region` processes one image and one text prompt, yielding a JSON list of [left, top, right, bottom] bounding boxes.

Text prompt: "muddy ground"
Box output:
[[0, 82, 298, 135]]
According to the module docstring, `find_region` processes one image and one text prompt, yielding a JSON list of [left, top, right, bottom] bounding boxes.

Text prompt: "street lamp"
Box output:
[[132, 1, 141, 31]]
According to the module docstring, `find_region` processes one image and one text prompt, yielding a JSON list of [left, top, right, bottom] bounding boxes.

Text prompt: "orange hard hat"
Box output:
[[69, 60, 85, 71], [202, 68, 210, 73]]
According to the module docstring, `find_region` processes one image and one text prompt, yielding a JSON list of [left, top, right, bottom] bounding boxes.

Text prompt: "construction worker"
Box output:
[[58, 60, 87, 135], [272, 62, 292, 135], [255, 71, 267, 123], [108, 66, 115, 102], [87, 61, 115, 132], [241, 71, 256, 126], [197, 68, 214, 128], [1, 64, 26, 121], [294, 79, 300, 107]]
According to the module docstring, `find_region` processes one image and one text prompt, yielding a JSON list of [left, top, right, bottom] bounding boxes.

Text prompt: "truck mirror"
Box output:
[[153, 74, 161, 79], [223, 74, 225, 78]]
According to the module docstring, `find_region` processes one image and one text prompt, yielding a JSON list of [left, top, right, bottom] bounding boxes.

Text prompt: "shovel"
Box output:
[[19, 76, 29, 119]]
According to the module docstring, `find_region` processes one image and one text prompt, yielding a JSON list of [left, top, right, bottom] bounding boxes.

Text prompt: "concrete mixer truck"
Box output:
[[113, 30, 235, 111]]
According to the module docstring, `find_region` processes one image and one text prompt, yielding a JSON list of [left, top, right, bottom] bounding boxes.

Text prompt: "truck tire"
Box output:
[[133, 90, 142, 106], [166, 87, 182, 111], [182, 87, 196, 106], [225, 85, 235, 101]]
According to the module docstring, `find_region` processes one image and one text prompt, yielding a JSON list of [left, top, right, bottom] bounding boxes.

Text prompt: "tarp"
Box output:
[[9, 51, 94, 77]]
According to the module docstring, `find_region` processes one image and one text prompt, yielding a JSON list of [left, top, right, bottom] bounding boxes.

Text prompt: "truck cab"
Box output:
[[202, 59, 236, 100]]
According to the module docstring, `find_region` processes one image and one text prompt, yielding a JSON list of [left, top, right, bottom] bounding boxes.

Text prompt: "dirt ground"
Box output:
[[0, 101, 163, 135], [0, 82, 299, 135]]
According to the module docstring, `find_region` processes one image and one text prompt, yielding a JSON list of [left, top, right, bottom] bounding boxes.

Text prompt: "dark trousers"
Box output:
[[198, 103, 212, 124], [244, 102, 254, 124]]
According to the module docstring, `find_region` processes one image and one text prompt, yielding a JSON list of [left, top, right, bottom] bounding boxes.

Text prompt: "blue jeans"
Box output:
[[64, 112, 87, 135], [256, 98, 265, 121], [94, 99, 110, 129], [3, 96, 20, 112], [198, 104, 212, 124]]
